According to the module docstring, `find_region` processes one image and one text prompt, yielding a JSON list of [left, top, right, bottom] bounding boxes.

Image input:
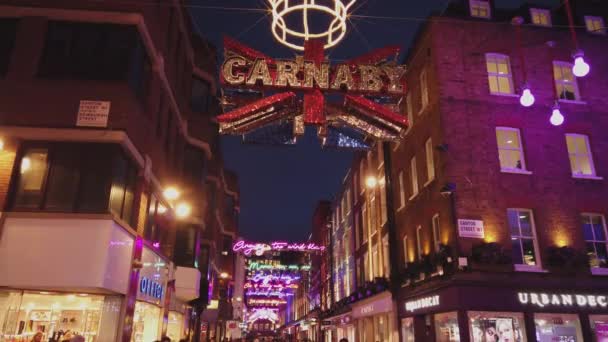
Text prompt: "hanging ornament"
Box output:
[[550, 105, 565, 126], [572, 52, 590, 77], [519, 86, 535, 107]]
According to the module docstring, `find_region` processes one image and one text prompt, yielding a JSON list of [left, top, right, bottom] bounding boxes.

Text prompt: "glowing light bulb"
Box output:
[[572, 55, 590, 77], [163, 187, 180, 201], [550, 108, 564, 126], [365, 176, 377, 189], [519, 88, 535, 107], [175, 202, 191, 218]]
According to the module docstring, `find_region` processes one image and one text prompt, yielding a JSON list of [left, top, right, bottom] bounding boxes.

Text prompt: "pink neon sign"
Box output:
[[232, 240, 325, 255]]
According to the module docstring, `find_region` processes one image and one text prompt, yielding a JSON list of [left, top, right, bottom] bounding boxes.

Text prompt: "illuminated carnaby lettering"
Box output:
[[221, 56, 406, 95], [517, 292, 607, 308]]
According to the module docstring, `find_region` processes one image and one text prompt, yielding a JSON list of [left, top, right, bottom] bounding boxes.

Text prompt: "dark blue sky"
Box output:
[[190, 0, 557, 242]]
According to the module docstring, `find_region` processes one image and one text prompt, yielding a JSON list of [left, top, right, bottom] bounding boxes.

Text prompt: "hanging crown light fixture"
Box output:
[[268, 0, 357, 51]]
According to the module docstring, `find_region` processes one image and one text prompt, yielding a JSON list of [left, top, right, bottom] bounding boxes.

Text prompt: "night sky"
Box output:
[[190, 0, 557, 242]]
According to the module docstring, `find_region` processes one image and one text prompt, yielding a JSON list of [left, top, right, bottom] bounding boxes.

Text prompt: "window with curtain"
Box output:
[[566, 134, 596, 177], [496, 127, 527, 172], [553, 61, 580, 100]]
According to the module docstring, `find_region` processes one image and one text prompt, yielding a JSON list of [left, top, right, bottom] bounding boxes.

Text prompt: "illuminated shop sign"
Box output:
[[244, 282, 298, 290], [139, 277, 163, 300], [405, 295, 440, 312], [248, 273, 301, 284], [233, 240, 325, 256], [245, 290, 294, 298], [517, 292, 608, 308]]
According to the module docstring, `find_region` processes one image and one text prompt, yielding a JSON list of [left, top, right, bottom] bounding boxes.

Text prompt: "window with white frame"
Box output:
[[470, 0, 490, 18], [377, 142, 384, 169], [410, 156, 419, 199], [432, 214, 441, 252], [496, 127, 527, 172], [419, 68, 429, 113], [585, 16, 606, 34], [380, 178, 387, 225], [382, 235, 390, 277], [416, 226, 423, 259], [403, 235, 409, 264], [553, 61, 580, 101], [398, 170, 405, 209], [425, 138, 435, 183], [566, 134, 597, 177], [486, 54, 514, 95], [507, 208, 540, 268], [582, 213, 608, 268], [372, 242, 379, 278], [530, 8, 551, 26], [362, 206, 368, 243]]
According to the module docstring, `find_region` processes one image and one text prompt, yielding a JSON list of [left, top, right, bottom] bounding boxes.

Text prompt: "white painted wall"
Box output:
[[0, 217, 134, 294]]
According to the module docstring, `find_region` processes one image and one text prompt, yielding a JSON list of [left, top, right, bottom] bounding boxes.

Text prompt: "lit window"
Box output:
[[380, 178, 387, 225], [486, 54, 514, 95], [377, 142, 384, 169], [566, 134, 596, 177], [419, 68, 429, 114], [425, 138, 435, 183], [410, 156, 418, 199], [403, 235, 409, 264], [585, 16, 606, 34], [398, 171, 405, 209], [582, 213, 608, 268], [416, 226, 423, 259], [470, 0, 490, 18], [553, 61, 580, 101], [507, 208, 540, 268], [530, 8, 551, 26], [496, 127, 527, 172], [359, 158, 365, 194], [432, 214, 440, 252]]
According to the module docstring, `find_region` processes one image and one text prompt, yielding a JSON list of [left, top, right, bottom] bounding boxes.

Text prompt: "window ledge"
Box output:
[[408, 193, 419, 201], [490, 92, 518, 98], [591, 267, 608, 276], [397, 205, 405, 212], [572, 174, 603, 180], [423, 178, 435, 187], [558, 99, 587, 105], [501, 169, 533, 175], [514, 264, 546, 273]]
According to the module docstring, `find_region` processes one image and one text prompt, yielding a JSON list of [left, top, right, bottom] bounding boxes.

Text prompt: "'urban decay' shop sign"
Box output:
[[518, 292, 608, 308], [405, 295, 440, 312]]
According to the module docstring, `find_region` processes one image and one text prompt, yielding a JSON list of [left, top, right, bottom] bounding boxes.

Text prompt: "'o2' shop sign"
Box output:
[[457, 219, 484, 238], [139, 277, 163, 301]]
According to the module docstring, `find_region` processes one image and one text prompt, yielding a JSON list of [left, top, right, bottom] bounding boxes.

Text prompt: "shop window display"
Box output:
[[469, 311, 526, 342], [166, 311, 184, 341], [0, 291, 120, 342], [435, 312, 460, 342], [590, 315, 608, 342], [534, 313, 583, 342], [131, 301, 161, 342], [401, 317, 414, 342]]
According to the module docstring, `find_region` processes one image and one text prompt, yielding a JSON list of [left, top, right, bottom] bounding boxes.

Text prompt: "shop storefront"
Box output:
[[0, 291, 122, 342], [321, 312, 353, 342], [352, 291, 398, 342], [399, 285, 608, 342], [0, 216, 136, 342], [131, 246, 169, 342]]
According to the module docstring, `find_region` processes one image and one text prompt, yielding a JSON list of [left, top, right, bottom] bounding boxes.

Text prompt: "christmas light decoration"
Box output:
[[519, 87, 535, 107], [218, 36, 408, 149], [248, 261, 312, 271], [550, 105, 565, 126], [572, 53, 590, 77], [248, 298, 287, 306], [248, 308, 279, 324], [232, 240, 326, 255], [248, 273, 301, 284], [268, 0, 357, 51]]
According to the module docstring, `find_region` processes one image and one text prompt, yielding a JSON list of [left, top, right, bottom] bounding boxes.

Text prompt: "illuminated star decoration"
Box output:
[[217, 36, 408, 150]]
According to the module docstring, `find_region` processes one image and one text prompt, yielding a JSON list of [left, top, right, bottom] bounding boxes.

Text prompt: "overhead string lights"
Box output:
[[564, 0, 590, 77]]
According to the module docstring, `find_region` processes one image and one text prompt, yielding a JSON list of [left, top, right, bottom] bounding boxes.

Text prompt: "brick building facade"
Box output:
[[0, 1, 238, 341]]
